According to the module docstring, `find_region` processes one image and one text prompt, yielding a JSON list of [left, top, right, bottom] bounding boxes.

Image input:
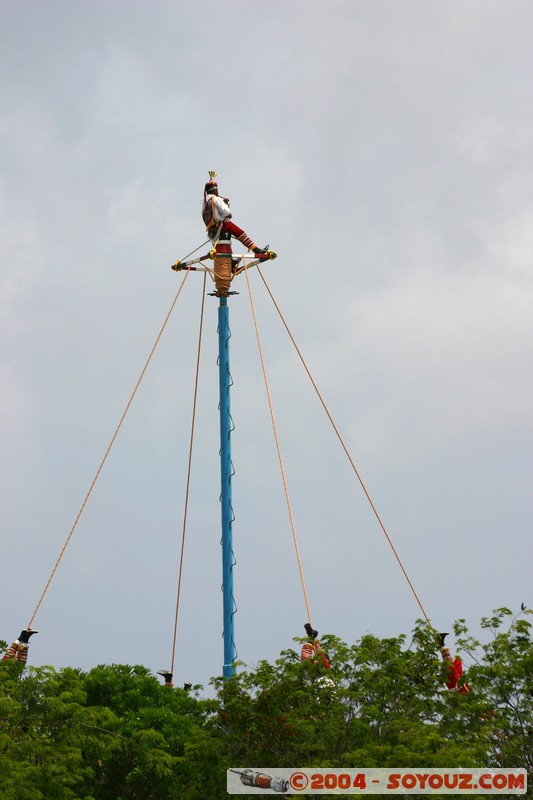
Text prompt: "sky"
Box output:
[[1, 0, 532, 693]]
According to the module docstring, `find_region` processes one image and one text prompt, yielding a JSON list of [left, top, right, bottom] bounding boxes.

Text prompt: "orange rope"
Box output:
[[170, 272, 207, 677], [242, 261, 314, 628], [28, 269, 192, 628], [256, 266, 432, 626], [178, 237, 213, 262]]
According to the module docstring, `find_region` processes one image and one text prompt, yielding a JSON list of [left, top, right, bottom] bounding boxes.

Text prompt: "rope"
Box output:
[[179, 237, 213, 262], [211, 224, 222, 250], [256, 266, 432, 626], [27, 268, 192, 629], [242, 260, 314, 628], [170, 272, 207, 677]]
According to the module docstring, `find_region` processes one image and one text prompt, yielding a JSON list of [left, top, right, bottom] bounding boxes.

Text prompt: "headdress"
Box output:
[[204, 169, 218, 200]]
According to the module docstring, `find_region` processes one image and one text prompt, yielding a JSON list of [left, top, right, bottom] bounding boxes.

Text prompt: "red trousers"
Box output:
[[210, 220, 256, 251]]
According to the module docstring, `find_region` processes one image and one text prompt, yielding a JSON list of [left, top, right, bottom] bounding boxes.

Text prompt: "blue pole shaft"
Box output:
[[218, 296, 236, 678]]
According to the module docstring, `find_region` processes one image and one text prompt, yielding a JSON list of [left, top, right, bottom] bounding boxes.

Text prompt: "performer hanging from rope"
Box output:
[[300, 623, 331, 670], [1, 628, 38, 668], [437, 632, 470, 694], [202, 171, 274, 297]]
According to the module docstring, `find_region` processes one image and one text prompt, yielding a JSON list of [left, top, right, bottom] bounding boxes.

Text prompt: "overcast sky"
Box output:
[[1, 1, 531, 692]]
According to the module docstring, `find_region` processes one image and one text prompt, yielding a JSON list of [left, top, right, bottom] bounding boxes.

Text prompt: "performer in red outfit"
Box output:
[[201, 172, 272, 296], [202, 175, 270, 254], [300, 623, 331, 670], [2, 628, 38, 667], [438, 632, 470, 694]]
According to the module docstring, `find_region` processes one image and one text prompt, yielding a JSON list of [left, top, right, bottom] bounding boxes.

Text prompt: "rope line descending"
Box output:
[[181, 237, 213, 262], [256, 266, 431, 625], [28, 269, 193, 629], [170, 272, 207, 677], [242, 260, 314, 628]]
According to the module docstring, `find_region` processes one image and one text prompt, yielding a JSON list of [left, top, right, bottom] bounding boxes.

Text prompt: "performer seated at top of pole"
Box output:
[[202, 172, 273, 259], [201, 172, 275, 297], [1, 628, 38, 670], [437, 632, 470, 694]]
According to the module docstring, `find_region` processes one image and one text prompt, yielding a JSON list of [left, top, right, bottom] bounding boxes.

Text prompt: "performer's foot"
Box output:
[[304, 623, 318, 639], [253, 246, 276, 261], [437, 632, 449, 648], [18, 629, 38, 644]]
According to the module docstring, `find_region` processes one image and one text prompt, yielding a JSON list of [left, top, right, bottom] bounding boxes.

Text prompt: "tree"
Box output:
[[199, 609, 531, 796], [1, 609, 531, 799], [454, 607, 533, 774], [0, 660, 215, 800]]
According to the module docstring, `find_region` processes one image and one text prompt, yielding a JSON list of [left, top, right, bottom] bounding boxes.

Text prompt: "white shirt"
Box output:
[[203, 194, 232, 224]]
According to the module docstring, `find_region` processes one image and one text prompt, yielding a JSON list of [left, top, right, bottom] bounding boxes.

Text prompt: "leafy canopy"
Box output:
[[0, 608, 531, 799]]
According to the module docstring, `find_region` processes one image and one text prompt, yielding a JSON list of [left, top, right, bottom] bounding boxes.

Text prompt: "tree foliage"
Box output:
[[0, 608, 531, 799]]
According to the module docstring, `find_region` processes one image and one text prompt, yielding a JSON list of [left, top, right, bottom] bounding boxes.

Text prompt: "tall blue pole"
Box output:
[[218, 296, 236, 678]]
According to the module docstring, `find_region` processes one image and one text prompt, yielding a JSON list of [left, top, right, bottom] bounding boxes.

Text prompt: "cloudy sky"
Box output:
[[1, 1, 531, 692]]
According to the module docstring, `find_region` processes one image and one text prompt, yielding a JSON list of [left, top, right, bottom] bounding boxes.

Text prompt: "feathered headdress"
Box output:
[[204, 170, 218, 200]]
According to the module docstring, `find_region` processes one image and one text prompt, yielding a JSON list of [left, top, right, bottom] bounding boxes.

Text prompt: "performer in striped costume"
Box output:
[[300, 623, 331, 670], [2, 628, 38, 667]]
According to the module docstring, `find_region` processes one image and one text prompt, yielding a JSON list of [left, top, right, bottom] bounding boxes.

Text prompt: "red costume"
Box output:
[[441, 647, 470, 694]]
